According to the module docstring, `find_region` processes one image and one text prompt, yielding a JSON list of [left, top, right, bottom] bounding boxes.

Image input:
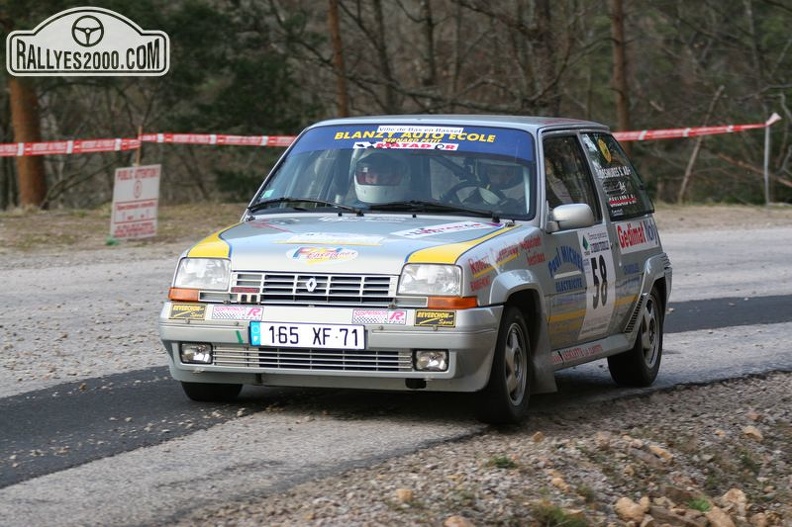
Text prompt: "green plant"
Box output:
[[688, 498, 711, 512], [531, 500, 589, 527], [488, 454, 518, 469], [576, 484, 596, 504]]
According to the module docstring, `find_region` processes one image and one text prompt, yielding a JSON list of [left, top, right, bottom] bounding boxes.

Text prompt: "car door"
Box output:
[[580, 132, 659, 333], [542, 134, 617, 350]]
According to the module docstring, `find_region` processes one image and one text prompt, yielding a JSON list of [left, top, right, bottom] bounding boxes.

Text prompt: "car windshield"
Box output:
[[250, 124, 537, 220]]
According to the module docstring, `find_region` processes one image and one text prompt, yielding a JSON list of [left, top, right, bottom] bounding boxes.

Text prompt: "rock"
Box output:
[[532, 431, 545, 443], [660, 484, 703, 506], [615, 497, 647, 523], [706, 506, 737, 527], [443, 515, 475, 527], [550, 476, 570, 492], [649, 505, 705, 527], [746, 410, 762, 422], [749, 512, 768, 527], [648, 444, 674, 462], [720, 488, 747, 517], [742, 425, 764, 441], [394, 488, 413, 503]]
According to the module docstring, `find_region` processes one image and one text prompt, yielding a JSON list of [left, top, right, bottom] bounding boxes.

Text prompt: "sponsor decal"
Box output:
[[394, 221, 496, 239], [467, 254, 495, 291], [552, 343, 604, 365], [415, 310, 456, 327], [353, 141, 459, 151], [594, 164, 632, 179], [555, 277, 584, 292], [282, 232, 383, 245], [467, 256, 494, 278], [210, 305, 263, 321], [319, 215, 406, 223], [495, 243, 520, 267], [287, 247, 358, 264], [334, 126, 496, 143], [597, 138, 612, 163], [547, 245, 584, 277], [169, 303, 206, 320], [376, 126, 464, 135], [615, 219, 659, 254], [578, 225, 616, 340], [7, 6, 169, 76], [352, 309, 407, 325]]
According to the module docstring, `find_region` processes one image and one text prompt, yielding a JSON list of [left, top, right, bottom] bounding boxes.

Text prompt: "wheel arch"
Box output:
[[502, 287, 558, 395]]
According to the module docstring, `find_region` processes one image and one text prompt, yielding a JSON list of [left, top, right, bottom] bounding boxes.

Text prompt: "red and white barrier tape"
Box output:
[[138, 133, 296, 147], [615, 113, 781, 142], [0, 133, 296, 157], [0, 114, 781, 156], [0, 138, 141, 157]]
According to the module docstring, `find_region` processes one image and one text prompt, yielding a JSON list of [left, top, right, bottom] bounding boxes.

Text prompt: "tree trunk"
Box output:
[[8, 76, 47, 208], [328, 0, 349, 117], [371, 0, 398, 113], [609, 0, 631, 153]]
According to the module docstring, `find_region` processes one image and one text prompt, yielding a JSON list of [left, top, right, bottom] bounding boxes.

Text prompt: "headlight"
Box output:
[[173, 258, 231, 290], [398, 264, 461, 296]]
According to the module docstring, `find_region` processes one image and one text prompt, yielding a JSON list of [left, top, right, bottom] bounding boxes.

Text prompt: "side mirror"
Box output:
[[547, 203, 595, 232]]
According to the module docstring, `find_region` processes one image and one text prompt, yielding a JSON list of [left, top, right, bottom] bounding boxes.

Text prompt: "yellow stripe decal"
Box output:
[[186, 226, 237, 258], [407, 225, 517, 264]]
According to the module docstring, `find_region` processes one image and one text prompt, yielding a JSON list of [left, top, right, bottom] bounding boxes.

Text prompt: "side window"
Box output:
[[582, 133, 654, 219], [542, 136, 602, 221]]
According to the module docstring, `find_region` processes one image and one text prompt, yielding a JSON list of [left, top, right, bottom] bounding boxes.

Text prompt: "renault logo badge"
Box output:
[[305, 277, 318, 292]]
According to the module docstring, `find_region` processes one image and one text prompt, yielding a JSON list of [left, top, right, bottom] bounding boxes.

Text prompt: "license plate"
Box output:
[[249, 322, 365, 349]]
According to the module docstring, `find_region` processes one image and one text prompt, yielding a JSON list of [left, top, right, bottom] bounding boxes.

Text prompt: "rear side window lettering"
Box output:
[[582, 133, 654, 219]]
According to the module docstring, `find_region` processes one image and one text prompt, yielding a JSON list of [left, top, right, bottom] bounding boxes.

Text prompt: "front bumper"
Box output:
[[159, 303, 502, 392]]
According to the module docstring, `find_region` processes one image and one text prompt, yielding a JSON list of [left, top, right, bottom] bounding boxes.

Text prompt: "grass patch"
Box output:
[[487, 454, 518, 469], [688, 498, 711, 512], [531, 500, 589, 527]]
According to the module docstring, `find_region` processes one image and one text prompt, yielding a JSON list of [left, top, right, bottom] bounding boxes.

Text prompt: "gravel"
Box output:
[[2, 203, 791, 526], [174, 372, 792, 527]]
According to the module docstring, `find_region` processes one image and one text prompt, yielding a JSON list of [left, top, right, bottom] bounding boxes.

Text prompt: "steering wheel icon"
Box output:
[[71, 16, 104, 47]]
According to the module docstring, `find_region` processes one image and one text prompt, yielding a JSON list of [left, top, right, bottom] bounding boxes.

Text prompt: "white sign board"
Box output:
[[110, 164, 161, 240]]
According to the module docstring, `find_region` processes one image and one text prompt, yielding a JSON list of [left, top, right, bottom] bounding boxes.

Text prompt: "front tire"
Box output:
[[181, 382, 242, 402], [608, 287, 664, 386], [476, 306, 532, 425]]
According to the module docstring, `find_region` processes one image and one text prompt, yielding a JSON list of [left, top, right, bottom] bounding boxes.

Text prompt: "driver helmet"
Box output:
[[481, 160, 523, 192], [353, 152, 409, 204]]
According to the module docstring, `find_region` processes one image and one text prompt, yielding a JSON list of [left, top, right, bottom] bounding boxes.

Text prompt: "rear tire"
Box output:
[[608, 287, 663, 386], [476, 306, 531, 425], [181, 382, 242, 402]]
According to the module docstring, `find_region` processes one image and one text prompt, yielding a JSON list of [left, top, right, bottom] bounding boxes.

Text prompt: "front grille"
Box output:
[[230, 272, 397, 306], [213, 346, 412, 372]]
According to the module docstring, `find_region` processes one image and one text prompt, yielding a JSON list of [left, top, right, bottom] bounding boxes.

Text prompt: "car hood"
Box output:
[[186, 213, 515, 274]]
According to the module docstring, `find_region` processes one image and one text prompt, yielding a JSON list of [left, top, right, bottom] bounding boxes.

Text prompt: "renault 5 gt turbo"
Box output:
[[159, 115, 672, 424]]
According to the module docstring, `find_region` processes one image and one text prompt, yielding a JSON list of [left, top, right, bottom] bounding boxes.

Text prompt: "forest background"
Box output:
[[1, 0, 791, 211]]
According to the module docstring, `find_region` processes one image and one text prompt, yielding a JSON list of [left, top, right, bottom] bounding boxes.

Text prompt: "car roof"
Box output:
[[304, 114, 610, 135]]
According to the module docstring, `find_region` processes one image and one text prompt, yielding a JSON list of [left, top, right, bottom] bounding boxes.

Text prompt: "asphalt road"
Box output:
[[1, 226, 791, 526]]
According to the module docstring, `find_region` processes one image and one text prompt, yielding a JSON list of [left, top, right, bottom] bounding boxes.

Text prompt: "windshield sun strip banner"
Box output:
[[290, 124, 536, 161]]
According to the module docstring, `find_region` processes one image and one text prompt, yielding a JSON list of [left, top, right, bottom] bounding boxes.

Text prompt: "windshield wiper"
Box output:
[[248, 197, 363, 215], [367, 200, 497, 219]]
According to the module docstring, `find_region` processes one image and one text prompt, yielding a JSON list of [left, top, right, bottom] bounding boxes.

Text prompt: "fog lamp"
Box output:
[[180, 343, 213, 364], [414, 350, 448, 371]]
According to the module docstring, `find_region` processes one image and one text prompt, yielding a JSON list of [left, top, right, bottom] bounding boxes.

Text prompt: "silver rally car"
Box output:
[[159, 115, 672, 424]]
